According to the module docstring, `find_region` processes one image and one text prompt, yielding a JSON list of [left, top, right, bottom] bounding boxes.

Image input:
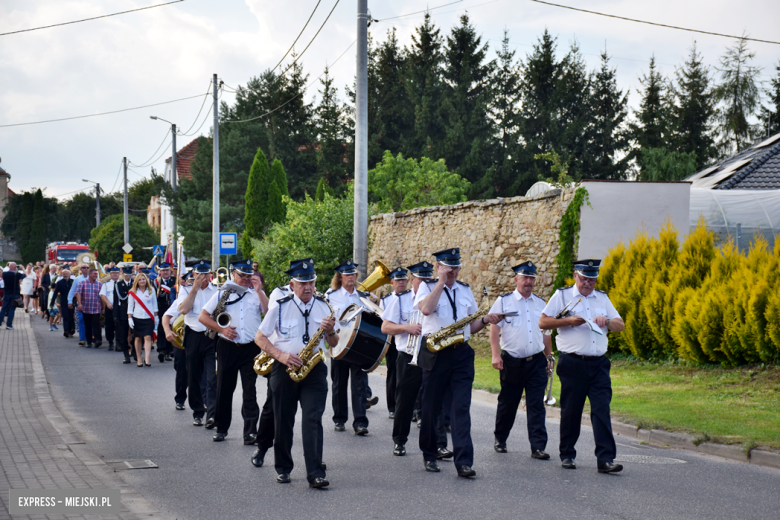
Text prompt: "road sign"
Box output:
[[122, 243, 133, 254], [123, 254, 133, 262], [152, 245, 164, 256], [219, 233, 238, 255]]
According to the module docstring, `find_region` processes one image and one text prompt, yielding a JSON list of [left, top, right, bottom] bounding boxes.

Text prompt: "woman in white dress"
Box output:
[[128, 273, 158, 367], [20, 264, 34, 313]]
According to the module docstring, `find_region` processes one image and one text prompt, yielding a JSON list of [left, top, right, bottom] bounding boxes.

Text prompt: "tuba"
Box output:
[[170, 315, 185, 349], [357, 260, 391, 293]]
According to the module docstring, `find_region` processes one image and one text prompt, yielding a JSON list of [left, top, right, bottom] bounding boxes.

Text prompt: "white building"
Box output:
[[159, 138, 201, 248]]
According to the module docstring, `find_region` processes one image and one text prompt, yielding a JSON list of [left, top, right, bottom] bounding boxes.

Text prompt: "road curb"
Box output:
[[24, 314, 172, 520], [372, 361, 779, 471]]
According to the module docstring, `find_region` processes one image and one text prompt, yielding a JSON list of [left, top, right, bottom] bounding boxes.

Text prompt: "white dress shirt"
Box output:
[[489, 290, 546, 358], [202, 287, 263, 344], [413, 280, 478, 341], [176, 284, 218, 332], [326, 285, 369, 320], [268, 285, 291, 311], [99, 279, 117, 306], [380, 289, 416, 352], [542, 286, 621, 356], [128, 288, 158, 319], [259, 294, 332, 355]]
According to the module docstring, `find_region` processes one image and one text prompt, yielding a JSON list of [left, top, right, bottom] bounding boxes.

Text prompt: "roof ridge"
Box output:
[[718, 139, 780, 189]]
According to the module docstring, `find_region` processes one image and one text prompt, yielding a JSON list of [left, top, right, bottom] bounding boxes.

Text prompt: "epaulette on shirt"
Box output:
[[533, 292, 546, 302], [357, 290, 370, 298], [456, 280, 470, 287], [325, 288, 335, 295], [396, 289, 412, 296], [595, 289, 608, 295], [381, 293, 393, 302], [425, 278, 439, 285], [275, 285, 290, 293], [277, 294, 294, 305], [501, 292, 513, 298], [314, 294, 328, 305]]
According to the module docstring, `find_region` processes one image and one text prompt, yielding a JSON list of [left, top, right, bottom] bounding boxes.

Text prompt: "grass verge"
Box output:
[[470, 341, 780, 451]]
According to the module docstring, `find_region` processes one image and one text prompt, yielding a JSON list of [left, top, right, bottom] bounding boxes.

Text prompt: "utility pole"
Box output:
[[123, 157, 129, 245], [354, 0, 369, 279], [212, 73, 220, 270], [95, 183, 101, 226], [171, 124, 178, 261]]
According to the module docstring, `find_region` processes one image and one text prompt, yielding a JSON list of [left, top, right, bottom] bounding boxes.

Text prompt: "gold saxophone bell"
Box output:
[[357, 260, 391, 292]]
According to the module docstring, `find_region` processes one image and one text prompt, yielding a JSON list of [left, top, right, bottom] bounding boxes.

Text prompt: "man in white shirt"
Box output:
[[255, 258, 338, 488], [99, 267, 120, 351], [177, 260, 219, 427], [490, 261, 553, 458], [325, 260, 374, 435], [540, 259, 625, 474], [414, 248, 501, 478], [200, 259, 266, 444]]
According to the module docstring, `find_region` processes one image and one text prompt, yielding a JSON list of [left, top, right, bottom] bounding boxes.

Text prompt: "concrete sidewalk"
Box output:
[[0, 313, 167, 520]]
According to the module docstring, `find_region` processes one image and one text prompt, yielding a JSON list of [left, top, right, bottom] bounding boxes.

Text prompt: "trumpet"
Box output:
[[544, 355, 556, 405]]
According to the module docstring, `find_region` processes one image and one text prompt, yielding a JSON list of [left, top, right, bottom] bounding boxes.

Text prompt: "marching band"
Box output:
[[68, 246, 624, 486]]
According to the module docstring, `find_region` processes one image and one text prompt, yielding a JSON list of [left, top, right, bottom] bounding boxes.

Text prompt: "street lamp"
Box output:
[[150, 115, 178, 261], [82, 179, 101, 226]]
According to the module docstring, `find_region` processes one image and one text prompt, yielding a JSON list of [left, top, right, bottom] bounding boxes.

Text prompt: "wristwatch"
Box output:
[[327, 331, 337, 337]]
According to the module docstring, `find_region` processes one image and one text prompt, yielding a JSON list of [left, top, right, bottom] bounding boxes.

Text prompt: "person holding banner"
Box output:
[[128, 272, 158, 367]]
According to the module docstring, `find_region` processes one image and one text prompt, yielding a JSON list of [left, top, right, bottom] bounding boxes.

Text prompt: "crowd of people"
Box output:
[[0, 249, 626, 489]]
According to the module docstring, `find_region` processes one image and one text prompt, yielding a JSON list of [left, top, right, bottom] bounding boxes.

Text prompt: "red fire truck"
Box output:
[[45, 242, 96, 266]]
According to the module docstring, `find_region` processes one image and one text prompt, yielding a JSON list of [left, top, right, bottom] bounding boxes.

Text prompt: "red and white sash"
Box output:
[[129, 290, 157, 340]]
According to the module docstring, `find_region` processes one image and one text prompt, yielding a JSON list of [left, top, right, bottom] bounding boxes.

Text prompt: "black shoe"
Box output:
[[123, 357, 131, 364], [389, 411, 395, 419], [366, 396, 379, 409], [532, 450, 551, 460], [86, 343, 93, 348], [108, 343, 114, 351], [598, 462, 623, 474], [251, 447, 267, 467], [411, 410, 419, 423], [144, 362, 151, 367], [175, 403, 185, 411], [424, 460, 440, 472], [205, 418, 216, 430], [354, 426, 369, 436], [165, 354, 173, 361], [213, 432, 227, 442], [436, 447, 453, 460], [193, 417, 204, 427], [276, 473, 291, 484], [494, 438, 507, 453], [393, 444, 406, 456], [244, 433, 258, 445], [457, 465, 476, 478], [137, 363, 144, 367], [321, 462, 327, 471], [94, 341, 102, 348], [158, 353, 165, 363], [310, 477, 329, 489], [334, 423, 345, 432], [561, 458, 577, 469]]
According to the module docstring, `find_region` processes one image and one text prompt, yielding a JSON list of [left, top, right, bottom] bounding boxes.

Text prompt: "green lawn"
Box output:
[[470, 342, 780, 450]]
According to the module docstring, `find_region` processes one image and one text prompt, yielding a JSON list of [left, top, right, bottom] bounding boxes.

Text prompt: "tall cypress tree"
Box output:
[[315, 66, 350, 194], [631, 55, 672, 168], [760, 61, 780, 136], [18, 192, 34, 263], [439, 14, 494, 190], [405, 13, 445, 158], [585, 49, 631, 180], [671, 43, 716, 167], [271, 158, 289, 198], [241, 148, 271, 256], [713, 36, 763, 155]]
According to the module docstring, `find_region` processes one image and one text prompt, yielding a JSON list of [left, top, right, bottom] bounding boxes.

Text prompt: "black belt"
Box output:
[[503, 350, 545, 363], [560, 352, 604, 361], [217, 337, 256, 348], [184, 325, 207, 336]]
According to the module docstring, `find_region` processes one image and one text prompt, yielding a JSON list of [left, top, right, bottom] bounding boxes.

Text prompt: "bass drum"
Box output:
[[331, 304, 390, 372]]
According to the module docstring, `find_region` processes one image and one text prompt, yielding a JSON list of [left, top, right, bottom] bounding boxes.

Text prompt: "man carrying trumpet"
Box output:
[[489, 261, 553, 459]]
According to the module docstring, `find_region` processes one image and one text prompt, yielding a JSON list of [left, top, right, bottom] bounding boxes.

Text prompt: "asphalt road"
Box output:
[[33, 317, 780, 520]]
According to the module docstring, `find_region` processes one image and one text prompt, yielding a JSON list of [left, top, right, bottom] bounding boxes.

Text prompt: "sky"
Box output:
[[1, 0, 778, 200]]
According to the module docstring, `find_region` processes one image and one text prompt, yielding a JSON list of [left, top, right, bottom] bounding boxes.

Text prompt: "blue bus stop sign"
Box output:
[[219, 233, 238, 255]]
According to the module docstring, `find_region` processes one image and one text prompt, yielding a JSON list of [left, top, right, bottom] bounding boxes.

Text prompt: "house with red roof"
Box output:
[[157, 138, 200, 247]]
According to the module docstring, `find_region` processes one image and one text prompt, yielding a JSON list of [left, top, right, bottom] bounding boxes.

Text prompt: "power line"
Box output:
[[177, 81, 213, 135], [278, 0, 341, 78], [0, 93, 208, 128], [1, 0, 186, 37], [530, 0, 780, 45], [374, 0, 464, 21], [223, 39, 357, 125], [108, 159, 124, 194], [269, 0, 322, 74], [130, 129, 171, 168], [178, 101, 214, 137]]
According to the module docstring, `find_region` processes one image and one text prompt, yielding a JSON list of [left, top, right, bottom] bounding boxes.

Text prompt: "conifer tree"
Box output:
[[585, 49, 630, 180], [759, 61, 780, 136], [670, 43, 716, 168], [271, 158, 289, 197], [270, 158, 288, 222], [241, 148, 271, 256], [556, 41, 592, 180], [18, 191, 34, 263], [713, 36, 763, 155], [315, 66, 350, 194], [30, 189, 46, 261], [631, 56, 672, 171]]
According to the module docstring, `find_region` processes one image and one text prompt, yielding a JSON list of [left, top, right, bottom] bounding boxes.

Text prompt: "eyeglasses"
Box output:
[[234, 271, 252, 279]]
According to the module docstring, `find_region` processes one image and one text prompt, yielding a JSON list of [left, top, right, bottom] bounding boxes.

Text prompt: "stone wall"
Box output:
[[368, 188, 575, 304]]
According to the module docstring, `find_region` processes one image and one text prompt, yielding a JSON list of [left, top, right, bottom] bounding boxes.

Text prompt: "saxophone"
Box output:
[[288, 294, 334, 382], [425, 287, 490, 353], [206, 289, 236, 339]]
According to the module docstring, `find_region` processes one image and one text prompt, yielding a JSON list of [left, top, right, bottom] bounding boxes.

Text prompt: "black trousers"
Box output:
[[270, 360, 327, 483], [115, 318, 129, 355], [104, 307, 115, 345], [184, 327, 217, 420], [331, 358, 368, 430], [62, 305, 75, 336], [392, 351, 422, 445], [215, 338, 260, 437], [420, 343, 474, 470], [557, 353, 616, 464], [257, 377, 275, 452], [82, 313, 102, 344], [494, 351, 548, 452], [157, 316, 172, 356], [385, 343, 398, 414], [174, 346, 188, 404]]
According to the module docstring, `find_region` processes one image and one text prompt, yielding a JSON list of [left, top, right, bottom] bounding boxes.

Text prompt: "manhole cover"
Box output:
[[615, 454, 687, 465], [107, 460, 158, 470]]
